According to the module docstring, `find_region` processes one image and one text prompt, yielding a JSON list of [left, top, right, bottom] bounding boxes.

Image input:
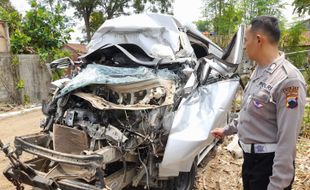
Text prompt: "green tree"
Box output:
[[280, 21, 308, 68], [281, 21, 309, 96], [240, 0, 285, 23], [0, 0, 22, 33], [147, 0, 173, 14], [200, 0, 285, 47], [200, 0, 243, 47], [79, 10, 105, 43], [0, 0, 72, 58], [89, 11, 106, 34], [202, 0, 243, 35], [66, 0, 101, 42], [133, 0, 173, 14], [293, 0, 310, 15], [23, 0, 72, 51], [194, 20, 210, 32], [0, 0, 16, 12], [0, 1, 30, 54]]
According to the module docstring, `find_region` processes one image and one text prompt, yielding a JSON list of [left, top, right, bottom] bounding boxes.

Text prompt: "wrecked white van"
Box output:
[[1, 13, 245, 190]]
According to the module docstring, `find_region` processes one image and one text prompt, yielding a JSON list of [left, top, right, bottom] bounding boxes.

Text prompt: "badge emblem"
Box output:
[[255, 145, 265, 153], [286, 96, 298, 109], [283, 86, 299, 109], [253, 100, 263, 109]]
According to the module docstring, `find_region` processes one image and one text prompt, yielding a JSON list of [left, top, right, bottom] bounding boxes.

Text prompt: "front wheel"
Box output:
[[163, 159, 197, 190]]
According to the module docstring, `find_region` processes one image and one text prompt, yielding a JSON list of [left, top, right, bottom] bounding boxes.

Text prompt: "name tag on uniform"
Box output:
[[258, 81, 272, 91]]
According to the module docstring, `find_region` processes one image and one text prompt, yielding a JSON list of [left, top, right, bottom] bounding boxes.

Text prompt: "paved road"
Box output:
[[0, 110, 42, 190]]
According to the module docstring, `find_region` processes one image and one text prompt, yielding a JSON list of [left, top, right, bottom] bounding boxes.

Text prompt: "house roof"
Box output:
[[64, 43, 87, 54]]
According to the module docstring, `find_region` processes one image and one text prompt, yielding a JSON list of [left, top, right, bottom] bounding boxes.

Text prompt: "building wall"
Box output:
[[0, 53, 14, 102], [17, 54, 51, 103], [0, 54, 52, 104]]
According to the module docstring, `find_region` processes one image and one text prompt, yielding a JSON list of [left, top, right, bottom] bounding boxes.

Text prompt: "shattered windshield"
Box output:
[[60, 64, 178, 96]]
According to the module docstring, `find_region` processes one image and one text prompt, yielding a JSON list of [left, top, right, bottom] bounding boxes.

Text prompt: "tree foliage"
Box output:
[[132, 0, 173, 14], [240, 0, 285, 23], [293, 0, 310, 15], [198, 0, 308, 72], [199, 0, 285, 47], [280, 22, 308, 68], [200, 0, 243, 46], [0, 0, 72, 61], [146, 0, 173, 14], [194, 20, 209, 32], [0, 0, 22, 33], [0, 0, 16, 12], [66, 0, 101, 42], [24, 0, 72, 51], [89, 11, 106, 34]]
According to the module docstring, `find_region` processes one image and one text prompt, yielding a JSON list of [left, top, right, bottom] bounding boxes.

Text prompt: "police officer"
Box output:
[[211, 16, 307, 190]]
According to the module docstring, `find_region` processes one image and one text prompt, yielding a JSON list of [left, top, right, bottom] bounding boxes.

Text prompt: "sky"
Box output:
[[9, 0, 309, 43]]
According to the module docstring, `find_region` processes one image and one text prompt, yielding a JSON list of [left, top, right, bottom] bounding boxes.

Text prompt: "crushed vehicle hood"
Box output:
[[86, 13, 190, 60], [84, 13, 224, 62]]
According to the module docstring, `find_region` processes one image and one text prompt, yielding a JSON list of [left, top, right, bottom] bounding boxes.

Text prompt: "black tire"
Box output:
[[163, 159, 197, 190]]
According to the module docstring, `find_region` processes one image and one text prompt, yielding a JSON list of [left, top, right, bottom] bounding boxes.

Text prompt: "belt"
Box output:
[[239, 140, 277, 154]]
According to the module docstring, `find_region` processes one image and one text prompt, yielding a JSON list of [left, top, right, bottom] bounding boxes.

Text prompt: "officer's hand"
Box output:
[[211, 128, 225, 139]]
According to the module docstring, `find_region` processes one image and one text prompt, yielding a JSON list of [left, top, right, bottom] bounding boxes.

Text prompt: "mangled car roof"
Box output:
[[86, 13, 187, 60], [83, 13, 222, 61]]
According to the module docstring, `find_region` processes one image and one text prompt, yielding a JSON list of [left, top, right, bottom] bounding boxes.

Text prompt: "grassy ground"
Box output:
[[301, 104, 310, 138]]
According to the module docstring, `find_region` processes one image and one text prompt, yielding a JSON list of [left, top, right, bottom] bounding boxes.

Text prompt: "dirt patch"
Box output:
[[194, 137, 242, 190], [0, 110, 42, 190]]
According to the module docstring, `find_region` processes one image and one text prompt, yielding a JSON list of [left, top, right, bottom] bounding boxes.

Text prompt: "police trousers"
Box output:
[[242, 152, 294, 190]]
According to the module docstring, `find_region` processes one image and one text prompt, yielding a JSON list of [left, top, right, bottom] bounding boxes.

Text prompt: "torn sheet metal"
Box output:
[[159, 78, 240, 177], [184, 23, 223, 58], [59, 64, 177, 96], [72, 80, 175, 110], [46, 164, 96, 182], [86, 13, 194, 60]]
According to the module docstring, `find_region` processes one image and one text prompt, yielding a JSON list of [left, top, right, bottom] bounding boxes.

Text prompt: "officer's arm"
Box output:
[[267, 79, 306, 190], [223, 117, 239, 136]]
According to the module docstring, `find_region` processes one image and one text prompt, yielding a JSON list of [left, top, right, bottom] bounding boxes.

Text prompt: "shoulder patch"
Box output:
[[283, 86, 299, 109]]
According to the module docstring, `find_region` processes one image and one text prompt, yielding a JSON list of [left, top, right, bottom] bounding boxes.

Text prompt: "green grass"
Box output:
[[301, 104, 310, 138]]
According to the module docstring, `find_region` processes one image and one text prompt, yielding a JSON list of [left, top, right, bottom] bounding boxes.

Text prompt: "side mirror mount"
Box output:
[[49, 57, 74, 69], [46, 57, 75, 80]]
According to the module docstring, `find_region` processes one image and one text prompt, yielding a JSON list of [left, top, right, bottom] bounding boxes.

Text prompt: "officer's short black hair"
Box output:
[[250, 16, 281, 44]]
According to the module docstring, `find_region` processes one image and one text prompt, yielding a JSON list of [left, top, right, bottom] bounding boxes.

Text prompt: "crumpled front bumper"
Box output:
[[2, 132, 133, 190], [3, 165, 104, 190]]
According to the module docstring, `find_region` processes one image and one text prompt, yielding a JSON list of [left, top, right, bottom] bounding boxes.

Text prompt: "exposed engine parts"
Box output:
[[1, 13, 245, 190]]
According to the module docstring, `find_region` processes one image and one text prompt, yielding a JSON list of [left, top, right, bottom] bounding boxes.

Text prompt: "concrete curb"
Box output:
[[0, 106, 42, 120]]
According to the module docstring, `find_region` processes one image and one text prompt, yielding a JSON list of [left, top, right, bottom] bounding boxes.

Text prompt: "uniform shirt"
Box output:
[[223, 52, 307, 190]]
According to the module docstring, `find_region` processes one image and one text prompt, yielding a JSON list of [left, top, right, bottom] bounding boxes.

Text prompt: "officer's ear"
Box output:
[[256, 34, 264, 46], [256, 35, 261, 43]]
